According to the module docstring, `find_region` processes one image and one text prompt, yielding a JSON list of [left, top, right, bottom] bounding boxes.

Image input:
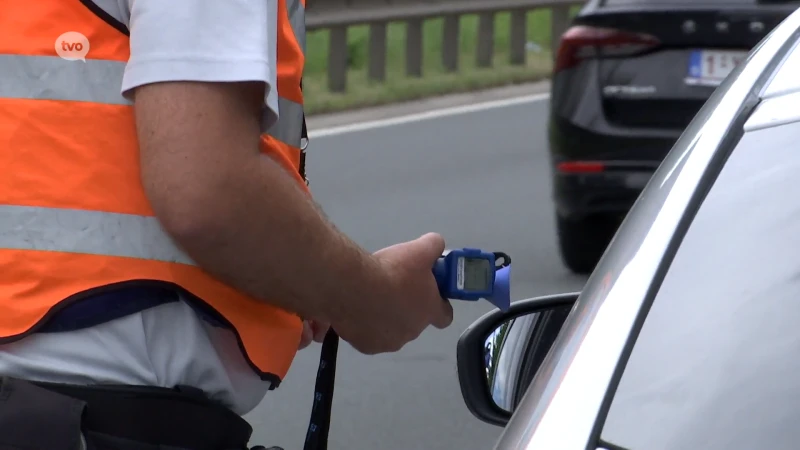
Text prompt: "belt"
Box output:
[[30, 381, 253, 449]]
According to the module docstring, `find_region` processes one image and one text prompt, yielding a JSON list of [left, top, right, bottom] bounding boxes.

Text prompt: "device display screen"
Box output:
[[463, 257, 492, 291]]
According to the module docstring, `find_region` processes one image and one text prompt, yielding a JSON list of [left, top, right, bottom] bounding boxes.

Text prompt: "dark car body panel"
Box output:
[[548, 0, 796, 221]]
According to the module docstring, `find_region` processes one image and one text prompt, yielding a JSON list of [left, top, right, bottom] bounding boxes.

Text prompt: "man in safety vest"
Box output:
[[0, 1, 453, 449]]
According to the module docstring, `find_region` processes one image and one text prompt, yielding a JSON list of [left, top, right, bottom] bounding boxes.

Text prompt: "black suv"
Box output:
[[547, 0, 794, 273]]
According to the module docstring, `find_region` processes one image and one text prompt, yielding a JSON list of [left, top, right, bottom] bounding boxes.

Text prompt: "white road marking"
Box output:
[[309, 93, 551, 138]]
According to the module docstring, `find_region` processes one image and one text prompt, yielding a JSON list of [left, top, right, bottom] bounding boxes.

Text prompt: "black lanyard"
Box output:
[[302, 329, 339, 450], [297, 72, 334, 448], [299, 75, 331, 448]]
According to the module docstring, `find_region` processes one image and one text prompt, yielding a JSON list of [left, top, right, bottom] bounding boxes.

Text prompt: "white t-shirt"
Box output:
[[0, 0, 283, 416]]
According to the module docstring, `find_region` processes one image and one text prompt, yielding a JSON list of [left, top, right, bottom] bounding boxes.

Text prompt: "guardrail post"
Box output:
[[328, 26, 349, 92], [442, 15, 460, 72], [368, 22, 388, 82], [406, 18, 424, 77], [510, 9, 527, 66], [476, 12, 495, 68], [550, 5, 571, 58]]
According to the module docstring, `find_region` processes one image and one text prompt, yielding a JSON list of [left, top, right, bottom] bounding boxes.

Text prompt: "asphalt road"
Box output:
[[245, 97, 588, 449]]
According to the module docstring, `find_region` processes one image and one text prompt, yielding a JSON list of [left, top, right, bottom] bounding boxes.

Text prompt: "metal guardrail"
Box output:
[[306, 0, 584, 92]]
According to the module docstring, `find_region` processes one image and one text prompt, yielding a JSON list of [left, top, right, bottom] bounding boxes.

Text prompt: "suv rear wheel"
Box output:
[[556, 214, 618, 275]]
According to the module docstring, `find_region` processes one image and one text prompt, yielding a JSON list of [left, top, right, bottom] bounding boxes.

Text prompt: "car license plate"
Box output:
[[686, 50, 748, 87]]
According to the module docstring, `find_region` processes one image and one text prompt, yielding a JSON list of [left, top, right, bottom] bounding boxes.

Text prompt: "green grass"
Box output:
[[303, 8, 580, 114]]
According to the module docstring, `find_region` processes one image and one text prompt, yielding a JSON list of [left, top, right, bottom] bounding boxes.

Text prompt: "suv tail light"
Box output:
[[554, 25, 661, 74]]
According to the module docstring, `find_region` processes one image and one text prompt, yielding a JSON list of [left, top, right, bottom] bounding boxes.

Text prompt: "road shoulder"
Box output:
[[306, 80, 551, 130]]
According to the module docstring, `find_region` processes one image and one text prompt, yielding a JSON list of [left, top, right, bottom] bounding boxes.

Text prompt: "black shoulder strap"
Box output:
[[299, 76, 327, 450], [78, 0, 130, 36]]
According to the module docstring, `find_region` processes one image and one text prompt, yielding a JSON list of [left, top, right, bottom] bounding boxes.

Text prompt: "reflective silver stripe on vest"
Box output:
[[0, 11, 305, 146], [0, 205, 196, 266], [264, 0, 306, 149], [264, 96, 304, 147], [287, 0, 306, 54], [0, 54, 130, 105]]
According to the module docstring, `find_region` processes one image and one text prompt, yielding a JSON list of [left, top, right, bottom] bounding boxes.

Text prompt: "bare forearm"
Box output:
[[166, 157, 384, 324], [134, 81, 383, 324]]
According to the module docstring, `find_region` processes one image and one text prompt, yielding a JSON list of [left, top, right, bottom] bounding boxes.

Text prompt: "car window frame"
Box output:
[[587, 28, 800, 450]]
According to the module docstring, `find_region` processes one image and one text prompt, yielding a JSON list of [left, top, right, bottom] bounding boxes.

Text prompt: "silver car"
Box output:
[[457, 6, 800, 450]]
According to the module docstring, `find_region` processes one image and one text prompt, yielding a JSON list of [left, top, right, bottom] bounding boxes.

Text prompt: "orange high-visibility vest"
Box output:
[[0, 0, 308, 385]]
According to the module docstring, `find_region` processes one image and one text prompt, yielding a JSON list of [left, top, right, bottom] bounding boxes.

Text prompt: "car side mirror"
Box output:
[[456, 292, 579, 426]]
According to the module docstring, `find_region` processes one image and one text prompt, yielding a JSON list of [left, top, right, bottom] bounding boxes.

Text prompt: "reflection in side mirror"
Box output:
[[457, 293, 579, 427], [485, 305, 573, 414]]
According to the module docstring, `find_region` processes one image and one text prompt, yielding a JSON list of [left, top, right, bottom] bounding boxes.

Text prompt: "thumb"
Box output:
[[411, 232, 446, 264]]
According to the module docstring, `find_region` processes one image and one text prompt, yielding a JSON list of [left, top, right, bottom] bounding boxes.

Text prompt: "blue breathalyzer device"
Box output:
[[432, 248, 511, 312]]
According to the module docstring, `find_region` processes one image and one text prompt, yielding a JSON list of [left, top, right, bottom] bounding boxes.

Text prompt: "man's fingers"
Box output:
[[298, 321, 313, 350], [417, 232, 446, 263], [431, 298, 454, 330]]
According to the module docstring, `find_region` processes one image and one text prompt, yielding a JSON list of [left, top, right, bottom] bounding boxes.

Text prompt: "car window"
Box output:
[[600, 119, 800, 450]]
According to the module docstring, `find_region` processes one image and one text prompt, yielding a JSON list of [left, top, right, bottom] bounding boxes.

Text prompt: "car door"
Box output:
[[597, 92, 800, 450], [492, 8, 800, 449]]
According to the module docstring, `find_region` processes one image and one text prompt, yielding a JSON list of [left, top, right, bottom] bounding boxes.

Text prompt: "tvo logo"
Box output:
[[55, 31, 90, 62]]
